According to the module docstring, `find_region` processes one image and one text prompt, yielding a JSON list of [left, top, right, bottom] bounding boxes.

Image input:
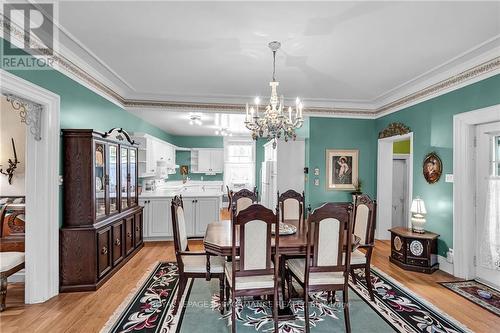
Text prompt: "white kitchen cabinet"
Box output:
[[134, 133, 176, 177], [140, 198, 172, 240], [194, 197, 220, 236], [141, 194, 221, 240], [192, 148, 224, 173]]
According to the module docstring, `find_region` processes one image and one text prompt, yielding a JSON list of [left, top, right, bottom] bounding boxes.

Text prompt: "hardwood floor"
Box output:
[[1, 237, 498, 332]]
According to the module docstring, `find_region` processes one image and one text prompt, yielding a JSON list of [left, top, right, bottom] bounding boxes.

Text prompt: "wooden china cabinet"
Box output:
[[60, 128, 143, 292]]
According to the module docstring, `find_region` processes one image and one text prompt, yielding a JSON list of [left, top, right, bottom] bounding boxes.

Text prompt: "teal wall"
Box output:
[[376, 74, 500, 256], [307, 117, 377, 209], [166, 135, 224, 181]]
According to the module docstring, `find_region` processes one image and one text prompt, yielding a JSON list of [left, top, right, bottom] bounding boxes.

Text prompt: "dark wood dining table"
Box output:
[[204, 218, 361, 257]]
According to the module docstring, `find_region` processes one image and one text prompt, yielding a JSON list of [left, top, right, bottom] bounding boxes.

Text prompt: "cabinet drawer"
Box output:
[[134, 212, 143, 247], [112, 221, 124, 266], [406, 258, 429, 267], [391, 251, 404, 262], [97, 227, 112, 278], [125, 216, 134, 255]]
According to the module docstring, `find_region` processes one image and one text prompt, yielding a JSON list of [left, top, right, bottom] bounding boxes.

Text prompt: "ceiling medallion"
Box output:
[[188, 113, 202, 126], [244, 41, 304, 148]]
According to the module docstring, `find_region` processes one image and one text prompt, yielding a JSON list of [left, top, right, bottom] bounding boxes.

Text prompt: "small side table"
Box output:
[[389, 227, 439, 274]]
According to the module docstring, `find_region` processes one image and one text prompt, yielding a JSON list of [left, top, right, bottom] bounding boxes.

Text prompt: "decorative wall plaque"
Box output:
[[422, 152, 442, 184], [378, 122, 411, 139]]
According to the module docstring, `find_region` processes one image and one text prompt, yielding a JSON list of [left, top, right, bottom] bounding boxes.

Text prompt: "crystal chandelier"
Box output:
[[244, 41, 303, 148]]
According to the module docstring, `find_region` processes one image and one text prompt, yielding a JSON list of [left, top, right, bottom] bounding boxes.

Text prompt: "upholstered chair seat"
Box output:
[[350, 249, 367, 265], [287, 258, 344, 285], [224, 262, 275, 290], [0, 252, 25, 273], [181, 255, 225, 274]]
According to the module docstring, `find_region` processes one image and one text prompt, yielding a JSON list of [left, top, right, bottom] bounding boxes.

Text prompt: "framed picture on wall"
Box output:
[[326, 149, 359, 190]]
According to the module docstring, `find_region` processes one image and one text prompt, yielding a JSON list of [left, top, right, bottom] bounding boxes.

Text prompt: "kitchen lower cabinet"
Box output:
[[141, 195, 221, 240]]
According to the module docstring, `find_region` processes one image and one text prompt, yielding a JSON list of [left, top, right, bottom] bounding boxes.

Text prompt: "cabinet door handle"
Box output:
[[136, 226, 140, 232], [101, 246, 108, 255], [127, 232, 132, 238], [114, 238, 121, 246]]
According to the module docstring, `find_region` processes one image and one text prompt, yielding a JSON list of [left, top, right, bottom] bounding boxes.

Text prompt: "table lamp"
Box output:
[[411, 197, 427, 233]]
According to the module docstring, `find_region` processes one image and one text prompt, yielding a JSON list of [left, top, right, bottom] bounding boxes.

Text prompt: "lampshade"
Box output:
[[411, 198, 427, 215]]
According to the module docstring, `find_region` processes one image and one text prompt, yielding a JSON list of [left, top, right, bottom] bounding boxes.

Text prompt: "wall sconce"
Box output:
[[0, 138, 20, 185]]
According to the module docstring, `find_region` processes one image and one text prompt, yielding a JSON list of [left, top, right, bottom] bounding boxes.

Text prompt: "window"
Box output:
[[223, 137, 255, 190]]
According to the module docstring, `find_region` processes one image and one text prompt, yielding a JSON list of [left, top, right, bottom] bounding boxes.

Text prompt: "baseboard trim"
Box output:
[[438, 255, 454, 276], [8, 269, 25, 283]]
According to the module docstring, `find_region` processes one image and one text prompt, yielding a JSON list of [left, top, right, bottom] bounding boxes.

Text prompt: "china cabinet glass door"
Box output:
[[95, 141, 106, 219], [108, 144, 119, 214], [129, 148, 137, 207], [120, 147, 129, 210]]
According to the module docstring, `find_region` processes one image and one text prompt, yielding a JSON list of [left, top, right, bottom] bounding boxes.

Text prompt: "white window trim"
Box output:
[[223, 136, 256, 190]]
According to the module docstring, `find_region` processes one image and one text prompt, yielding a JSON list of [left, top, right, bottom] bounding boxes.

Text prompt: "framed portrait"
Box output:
[[422, 152, 442, 184], [326, 149, 358, 190], [180, 165, 189, 176]]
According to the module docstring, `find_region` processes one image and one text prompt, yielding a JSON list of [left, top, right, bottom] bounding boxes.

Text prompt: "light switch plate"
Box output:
[[445, 174, 454, 183], [314, 178, 320, 186]]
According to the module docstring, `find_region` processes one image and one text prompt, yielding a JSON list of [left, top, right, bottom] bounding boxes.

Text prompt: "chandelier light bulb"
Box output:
[[296, 97, 300, 105], [254, 97, 260, 105]]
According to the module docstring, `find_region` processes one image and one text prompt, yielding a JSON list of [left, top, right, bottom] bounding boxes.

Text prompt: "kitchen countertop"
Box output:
[[140, 190, 223, 198]]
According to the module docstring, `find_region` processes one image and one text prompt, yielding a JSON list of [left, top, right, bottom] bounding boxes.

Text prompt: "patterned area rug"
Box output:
[[439, 280, 500, 316], [101, 262, 472, 333]]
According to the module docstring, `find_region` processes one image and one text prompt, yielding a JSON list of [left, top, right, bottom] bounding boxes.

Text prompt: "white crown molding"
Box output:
[[1, 12, 499, 120]]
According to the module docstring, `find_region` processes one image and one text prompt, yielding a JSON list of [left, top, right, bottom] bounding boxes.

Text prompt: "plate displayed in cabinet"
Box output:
[[409, 240, 424, 256], [96, 177, 103, 191]]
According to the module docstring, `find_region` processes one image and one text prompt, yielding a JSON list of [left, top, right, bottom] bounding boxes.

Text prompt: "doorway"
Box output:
[[376, 133, 413, 240], [392, 156, 409, 228], [475, 121, 500, 289]]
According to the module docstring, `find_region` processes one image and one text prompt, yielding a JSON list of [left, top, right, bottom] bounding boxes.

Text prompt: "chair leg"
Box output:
[[173, 276, 187, 315], [343, 285, 351, 333], [274, 284, 279, 333], [225, 278, 231, 310], [286, 269, 292, 300], [304, 286, 310, 333], [350, 268, 357, 285], [0, 275, 7, 312], [365, 264, 375, 301], [231, 292, 236, 333], [219, 276, 225, 314], [280, 256, 287, 304]]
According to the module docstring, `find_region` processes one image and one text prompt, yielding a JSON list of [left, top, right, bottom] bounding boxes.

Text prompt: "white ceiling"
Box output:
[[127, 110, 251, 136], [56, 1, 500, 105]]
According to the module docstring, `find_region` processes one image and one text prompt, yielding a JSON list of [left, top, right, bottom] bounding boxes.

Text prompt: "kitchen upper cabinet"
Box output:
[[193, 149, 224, 174], [134, 133, 176, 177]]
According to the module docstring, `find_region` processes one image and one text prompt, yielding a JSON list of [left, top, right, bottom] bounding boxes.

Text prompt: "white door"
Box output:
[[149, 199, 171, 237], [392, 158, 408, 228], [475, 122, 500, 288], [195, 198, 219, 236]]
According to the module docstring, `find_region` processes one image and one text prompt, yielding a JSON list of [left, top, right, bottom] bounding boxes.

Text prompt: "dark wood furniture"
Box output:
[[0, 200, 25, 311], [204, 219, 360, 257], [277, 190, 305, 224], [60, 128, 144, 292], [389, 227, 439, 274], [226, 185, 233, 212], [349, 194, 377, 301], [171, 195, 225, 314], [285, 203, 354, 333], [230, 188, 257, 215], [226, 204, 279, 333]]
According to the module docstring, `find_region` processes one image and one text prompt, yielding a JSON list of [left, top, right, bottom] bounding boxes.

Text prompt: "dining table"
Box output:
[[204, 218, 361, 257]]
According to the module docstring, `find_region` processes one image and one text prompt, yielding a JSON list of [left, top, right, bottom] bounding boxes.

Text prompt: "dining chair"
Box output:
[[226, 185, 234, 212], [350, 194, 377, 301], [225, 204, 280, 333], [277, 190, 305, 224], [230, 188, 257, 216], [286, 203, 354, 333], [0, 202, 25, 311], [171, 195, 226, 314]]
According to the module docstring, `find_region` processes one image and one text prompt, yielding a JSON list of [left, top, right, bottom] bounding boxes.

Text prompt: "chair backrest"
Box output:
[[277, 190, 305, 222], [352, 194, 376, 246], [231, 204, 278, 278], [305, 203, 353, 279], [171, 195, 188, 255], [0, 200, 25, 252], [231, 188, 257, 215]]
